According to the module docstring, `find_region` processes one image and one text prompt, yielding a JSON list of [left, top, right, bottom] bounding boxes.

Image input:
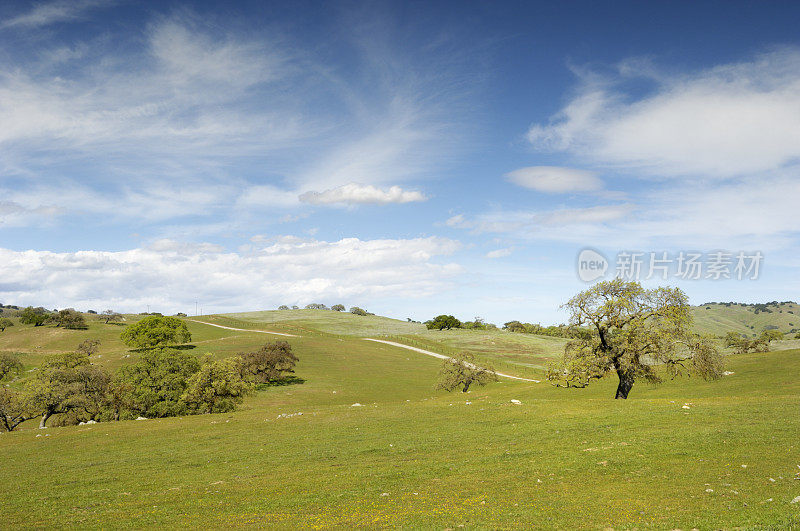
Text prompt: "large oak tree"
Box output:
[[547, 279, 723, 399]]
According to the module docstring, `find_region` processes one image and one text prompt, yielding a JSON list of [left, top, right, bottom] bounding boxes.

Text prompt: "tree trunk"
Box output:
[[462, 379, 472, 392], [615, 369, 634, 399], [39, 411, 51, 429]]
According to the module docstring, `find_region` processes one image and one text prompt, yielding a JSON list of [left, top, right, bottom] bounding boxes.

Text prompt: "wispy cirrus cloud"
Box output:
[[0, 8, 470, 229], [299, 183, 427, 205], [1, 0, 111, 30], [528, 49, 800, 178]]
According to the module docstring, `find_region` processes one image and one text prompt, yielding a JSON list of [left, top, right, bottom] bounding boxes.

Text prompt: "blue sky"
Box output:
[[1, 0, 799, 324]]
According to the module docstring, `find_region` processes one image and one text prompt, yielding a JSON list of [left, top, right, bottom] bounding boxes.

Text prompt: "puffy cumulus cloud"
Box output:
[[0, 236, 462, 313], [298, 183, 427, 205], [528, 49, 800, 178], [506, 166, 602, 193]]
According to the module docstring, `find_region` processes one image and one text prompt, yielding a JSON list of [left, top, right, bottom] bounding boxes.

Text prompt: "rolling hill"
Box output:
[[1, 308, 799, 528]]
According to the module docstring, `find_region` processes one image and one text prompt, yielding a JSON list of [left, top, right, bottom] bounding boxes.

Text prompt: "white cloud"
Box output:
[[0, 236, 463, 313], [445, 214, 468, 228], [299, 183, 427, 205], [506, 166, 602, 193], [448, 204, 634, 239], [0, 10, 470, 228], [486, 248, 513, 259], [237, 185, 301, 209], [528, 49, 800, 178], [1, 0, 109, 30]]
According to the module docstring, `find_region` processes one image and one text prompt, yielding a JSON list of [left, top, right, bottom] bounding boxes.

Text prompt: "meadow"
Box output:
[[1, 309, 799, 528]]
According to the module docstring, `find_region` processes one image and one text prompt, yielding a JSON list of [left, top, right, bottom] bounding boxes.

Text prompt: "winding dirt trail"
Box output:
[[187, 319, 299, 337], [362, 338, 540, 383]]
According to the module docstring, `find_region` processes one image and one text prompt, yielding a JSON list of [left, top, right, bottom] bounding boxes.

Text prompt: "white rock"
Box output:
[[86, 420, 96, 424], [135, 416, 148, 421], [722, 371, 735, 376], [510, 399, 522, 405], [682, 405, 691, 409], [351, 403, 363, 407], [705, 489, 714, 493], [791, 496, 800, 504], [380, 492, 389, 497]]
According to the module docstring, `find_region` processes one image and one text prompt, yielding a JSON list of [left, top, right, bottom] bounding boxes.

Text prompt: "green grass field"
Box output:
[[691, 302, 800, 337], [1, 310, 799, 528]]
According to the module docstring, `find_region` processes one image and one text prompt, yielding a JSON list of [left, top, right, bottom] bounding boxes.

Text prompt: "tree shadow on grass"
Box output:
[[255, 376, 306, 390], [129, 344, 197, 353]]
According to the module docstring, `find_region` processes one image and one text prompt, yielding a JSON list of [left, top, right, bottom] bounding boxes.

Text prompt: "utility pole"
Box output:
[[195, 301, 198, 316]]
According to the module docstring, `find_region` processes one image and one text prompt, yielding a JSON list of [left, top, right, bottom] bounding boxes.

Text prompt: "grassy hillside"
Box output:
[[692, 301, 800, 336], [211, 310, 568, 378], [2, 310, 800, 528]]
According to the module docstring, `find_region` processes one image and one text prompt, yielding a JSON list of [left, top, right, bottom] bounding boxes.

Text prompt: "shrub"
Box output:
[[181, 357, 252, 414], [238, 341, 298, 384], [425, 315, 462, 330], [120, 316, 191, 349], [118, 349, 200, 418]]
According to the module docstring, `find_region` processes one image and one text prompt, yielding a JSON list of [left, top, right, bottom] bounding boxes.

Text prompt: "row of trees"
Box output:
[[503, 321, 580, 338], [0, 315, 300, 431], [18, 307, 87, 329], [723, 330, 784, 354], [424, 315, 498, 330], [277, 304, 372, 315]]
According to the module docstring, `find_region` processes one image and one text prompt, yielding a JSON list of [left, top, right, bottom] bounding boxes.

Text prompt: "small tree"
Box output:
[[76, 340, 101, 356], [0, 353, 23, 381], [180, 357, 252, 414], [50, 309, 87, 329], [761, 329, 784, 343], [0, 318, 13, 332], [331, 304, 345, 312], [305, 303, 329, 310], [547, 279, 723, 399], [0, 389, 37, 432], [120, 315, 191, 349], [503, 320, 526, 333], [425, 315, 462, 330], [20, 306, 49, 327], [277, 305, 290, 310], [238, 341, 299, 384], [436, 353, 498, 392], [118, 348, 200, 418], [26, 351, 99, 428], [100, 310, 122, 324], [350, 307, 368, 316]]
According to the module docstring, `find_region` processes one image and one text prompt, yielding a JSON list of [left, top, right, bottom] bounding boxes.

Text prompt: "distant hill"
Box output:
[[691, 301, 800, 337]]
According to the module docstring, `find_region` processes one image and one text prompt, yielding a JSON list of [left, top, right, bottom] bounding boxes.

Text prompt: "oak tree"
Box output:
[[435, 352, 498, 392], [547, 279, 723, 399]]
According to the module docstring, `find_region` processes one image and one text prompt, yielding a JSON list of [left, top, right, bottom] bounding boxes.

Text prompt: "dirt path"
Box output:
[[187, 319, 299, 337], [362, 338, 540, 383]]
